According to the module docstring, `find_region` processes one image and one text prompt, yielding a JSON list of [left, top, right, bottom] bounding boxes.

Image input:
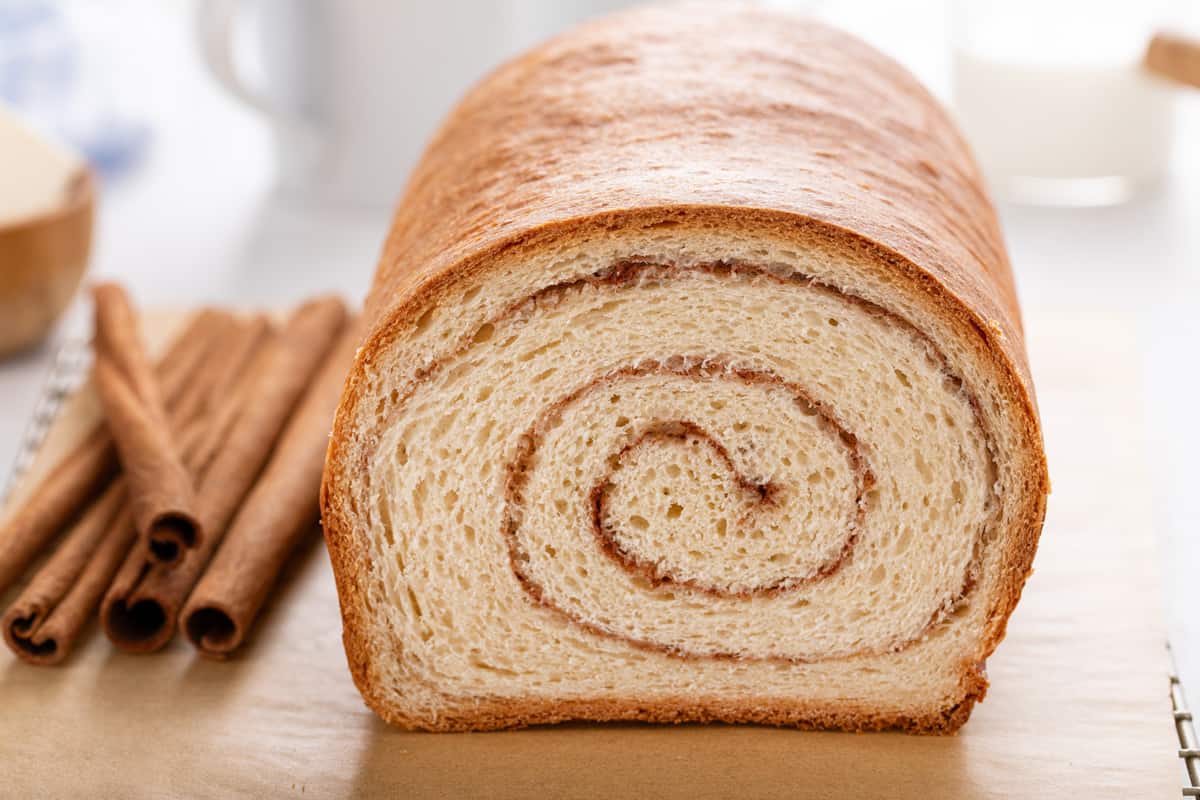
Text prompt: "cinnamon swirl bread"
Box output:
[[321, 3, 1049, 733]]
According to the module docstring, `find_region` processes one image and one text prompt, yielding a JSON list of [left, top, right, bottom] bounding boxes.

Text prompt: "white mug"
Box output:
[[196, 0, 641, 209]]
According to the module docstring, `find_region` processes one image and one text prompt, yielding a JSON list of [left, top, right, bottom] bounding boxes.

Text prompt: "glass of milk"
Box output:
[[952, 0, 1177, 206]]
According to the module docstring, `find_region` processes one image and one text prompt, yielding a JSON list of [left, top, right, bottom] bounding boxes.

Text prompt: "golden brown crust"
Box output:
[[321, 3, 1048, 734], [364, 669, 990, 734]]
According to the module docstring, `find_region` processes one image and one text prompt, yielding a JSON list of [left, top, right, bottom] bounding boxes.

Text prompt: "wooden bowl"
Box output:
[[0, 166, 95, 358]]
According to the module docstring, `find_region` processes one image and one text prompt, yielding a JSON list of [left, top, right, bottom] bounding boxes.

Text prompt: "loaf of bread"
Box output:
[[321, 4, 1049, 733]]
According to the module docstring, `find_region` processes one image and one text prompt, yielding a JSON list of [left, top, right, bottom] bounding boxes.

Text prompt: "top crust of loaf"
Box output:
[[362, 4, 1027, 375], [320, 3, 1050, 731]]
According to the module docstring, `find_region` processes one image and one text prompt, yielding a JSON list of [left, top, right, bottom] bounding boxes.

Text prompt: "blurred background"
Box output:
[[1, 0, 1199, 724]]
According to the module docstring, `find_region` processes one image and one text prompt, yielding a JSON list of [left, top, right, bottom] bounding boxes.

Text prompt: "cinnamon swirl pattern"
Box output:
[[320, 4, 1047, 734], [487, 262, 995, 665]]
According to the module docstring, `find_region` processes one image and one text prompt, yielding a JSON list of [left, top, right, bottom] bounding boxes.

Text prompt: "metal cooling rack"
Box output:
[[4, 338, 1199, 795], [1, 338, 91, 506], [1173, 645, 1200, 796]]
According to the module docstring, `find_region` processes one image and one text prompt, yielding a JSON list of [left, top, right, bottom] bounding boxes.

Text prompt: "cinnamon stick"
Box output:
[[93, 284, 202, 564], [1, 313, 260, 664], [179, 315, 276, 481], [2, 482, 130, 664], [170, 314, 272, 430], [101, 296, 348, 653], [0, 309, 234, 597], [183, 320, 361, 657]]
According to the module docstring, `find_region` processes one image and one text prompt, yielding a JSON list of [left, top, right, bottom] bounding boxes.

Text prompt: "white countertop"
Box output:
[[1, 0, 1198, 737]]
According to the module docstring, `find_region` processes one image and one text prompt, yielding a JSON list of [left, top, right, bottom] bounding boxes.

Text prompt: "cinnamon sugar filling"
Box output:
[[370, 259, 999, 664]]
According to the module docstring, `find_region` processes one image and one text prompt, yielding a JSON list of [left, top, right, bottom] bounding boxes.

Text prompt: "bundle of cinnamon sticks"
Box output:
[[0, 284, 360, 664]]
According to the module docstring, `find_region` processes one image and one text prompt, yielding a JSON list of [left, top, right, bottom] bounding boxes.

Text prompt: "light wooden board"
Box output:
[[0, 309, 1179, 798]]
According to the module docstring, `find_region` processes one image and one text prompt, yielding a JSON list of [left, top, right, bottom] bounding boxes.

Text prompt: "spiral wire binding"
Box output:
[[3, 339, 1199, 794]]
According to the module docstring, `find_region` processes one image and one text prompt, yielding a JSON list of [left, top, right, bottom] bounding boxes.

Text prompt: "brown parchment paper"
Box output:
[[0, 309, 1179, 799]]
